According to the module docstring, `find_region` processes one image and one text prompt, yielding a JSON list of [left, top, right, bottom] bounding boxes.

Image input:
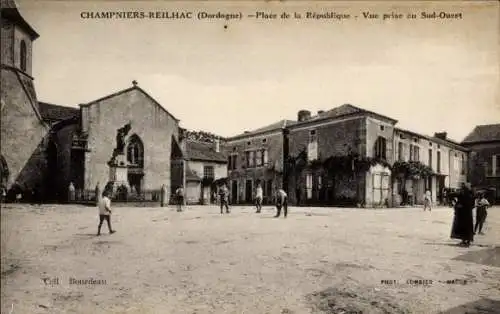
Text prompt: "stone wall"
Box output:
[[288, 116, 366, 205], [81, 88, 179, 203], [1, 20, 14, 66], [51, 122, 80, 199], [224, 130, 283, 203], [0, 68, 48, 194], [468, 142, 500, 202]]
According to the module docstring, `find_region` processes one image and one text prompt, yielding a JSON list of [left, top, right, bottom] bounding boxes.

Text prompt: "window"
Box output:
[[247, 141, 251, 146], [428, 149, 433, 169], [380, 125, 385, 131], [267, 179, 273, 198], [20, 40, 27, 72], [410, 145, 420, 161], [263, 149, 269, 165], [126, 135, 144, 167], [306, 174, 313, 199], [437, 151, 441, 173], [493, 155, 500, 177], [461, 154, 466, 175], [203, 165, 214, 179], [262, 138, 267, 143], [308, 129, 318, 161], [228, 155, 238, 170], [374, 137, 387, 159], [398, 142, 404, 161], [249, 151, 255, 167], [245, 151, 250, 167], [255, 150, 263, 166]]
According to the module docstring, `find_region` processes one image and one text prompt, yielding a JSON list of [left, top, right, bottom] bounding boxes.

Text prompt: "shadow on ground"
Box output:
[[452, 247, 500, 268], [307, 287, 410, 314], [440, 298, 500, 314]]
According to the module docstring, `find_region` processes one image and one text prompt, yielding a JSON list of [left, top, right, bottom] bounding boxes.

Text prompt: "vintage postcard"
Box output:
[[1, 0, 499, 313]]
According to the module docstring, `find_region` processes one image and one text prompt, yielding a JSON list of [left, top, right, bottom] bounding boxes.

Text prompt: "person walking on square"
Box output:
[[450, 182, 474, 247], [175, 186, 184, 212], [474, 193, 490, 235], [97, 190, 115, 236], [274, 188, 288, 218], [423, 190, 432, 211], [255, 183, 263, 213], [219, 184, 230, 214]]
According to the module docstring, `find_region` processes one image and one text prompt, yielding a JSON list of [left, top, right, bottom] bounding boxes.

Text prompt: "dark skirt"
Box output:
[[450, 209, 474, 241], [476, 207, 488, 223]]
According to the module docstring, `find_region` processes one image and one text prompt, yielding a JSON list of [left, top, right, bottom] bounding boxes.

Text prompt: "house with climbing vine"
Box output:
[[284, 104, 469, 208]]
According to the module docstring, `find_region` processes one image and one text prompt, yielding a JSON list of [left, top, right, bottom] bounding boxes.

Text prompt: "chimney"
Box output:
[[297, 110, 311, 122], [214, 138, 220, 153], [434, 132, 447, 140]]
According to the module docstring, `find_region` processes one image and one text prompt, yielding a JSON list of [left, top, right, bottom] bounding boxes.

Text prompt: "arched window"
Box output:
[[374, 136, 387, 160], [126, 134, 144, 167], [20, 40, 27, 72]]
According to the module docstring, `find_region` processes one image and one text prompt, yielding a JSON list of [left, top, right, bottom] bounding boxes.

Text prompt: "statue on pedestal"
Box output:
[[110, 122, 132, 165]]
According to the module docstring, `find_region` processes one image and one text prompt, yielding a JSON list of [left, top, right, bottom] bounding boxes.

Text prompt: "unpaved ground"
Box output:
[[1, 204, 499, 314]]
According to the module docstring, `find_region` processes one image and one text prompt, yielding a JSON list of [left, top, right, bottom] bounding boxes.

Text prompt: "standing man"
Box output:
[[274, 188, 288, 218], [255, 182, 263, 213], [423, 189, 432, 211], [97, 190, 116, 236], [219, 184, 230, 214], [474, 193, 490, 235], [175, 185, 184, 212]]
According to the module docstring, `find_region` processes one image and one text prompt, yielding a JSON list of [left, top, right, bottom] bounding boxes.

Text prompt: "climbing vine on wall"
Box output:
[[392, 160, 434, 179]]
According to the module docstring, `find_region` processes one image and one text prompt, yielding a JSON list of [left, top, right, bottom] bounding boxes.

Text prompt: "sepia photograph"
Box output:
[[1, 0, 499, 313]]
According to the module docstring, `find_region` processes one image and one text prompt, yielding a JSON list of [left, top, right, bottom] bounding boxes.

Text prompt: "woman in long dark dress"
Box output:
[[450, 183, 475, 247]]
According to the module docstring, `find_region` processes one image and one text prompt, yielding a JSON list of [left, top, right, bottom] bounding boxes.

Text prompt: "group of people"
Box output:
[[450, 182, 490, 247], [95, 181, 491, 244], [171, 183, 288, 218]]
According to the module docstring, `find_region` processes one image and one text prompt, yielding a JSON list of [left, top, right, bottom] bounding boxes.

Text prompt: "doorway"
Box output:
[[231, 180, 238, 204], [128, 173, 143, 195], [245, 179, 253, 203]]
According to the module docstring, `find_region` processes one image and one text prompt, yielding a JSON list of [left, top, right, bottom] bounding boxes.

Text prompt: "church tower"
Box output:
[[1, 0, 39, 76], [1, 0, 49, 197]]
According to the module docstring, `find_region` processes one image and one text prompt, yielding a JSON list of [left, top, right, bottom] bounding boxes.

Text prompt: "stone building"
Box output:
[[1, 0, 49, 199], [287, 104, 397, 207], [392, 129, 468, 206], [223, 103, 470, 208], [176, 139, 227, 204], [462, 124, 500, 203], [1, 1, 182, 203], [223, 120, 295, 205]]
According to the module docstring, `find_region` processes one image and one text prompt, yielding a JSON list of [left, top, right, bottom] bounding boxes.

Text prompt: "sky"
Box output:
[[17, 0, 500, 141]]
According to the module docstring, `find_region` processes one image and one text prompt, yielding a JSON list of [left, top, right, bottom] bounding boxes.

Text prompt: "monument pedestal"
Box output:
[[107, 154, 130, 200]]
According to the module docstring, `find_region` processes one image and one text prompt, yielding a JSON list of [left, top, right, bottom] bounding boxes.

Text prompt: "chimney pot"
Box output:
[[434, 132, 447, 140], [214, 138, 220, 153], [297, 110, 311, 122]]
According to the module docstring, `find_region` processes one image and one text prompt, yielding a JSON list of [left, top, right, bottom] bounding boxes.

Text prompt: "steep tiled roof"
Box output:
[[38, 102, 79, 122], [296, 104, 398, 125], [229, 119, 295, 139], [1, 0, 39, 39], [462, 124, 500, 144], [185, 141, 227, 163], [395, 127, 468, 151]]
